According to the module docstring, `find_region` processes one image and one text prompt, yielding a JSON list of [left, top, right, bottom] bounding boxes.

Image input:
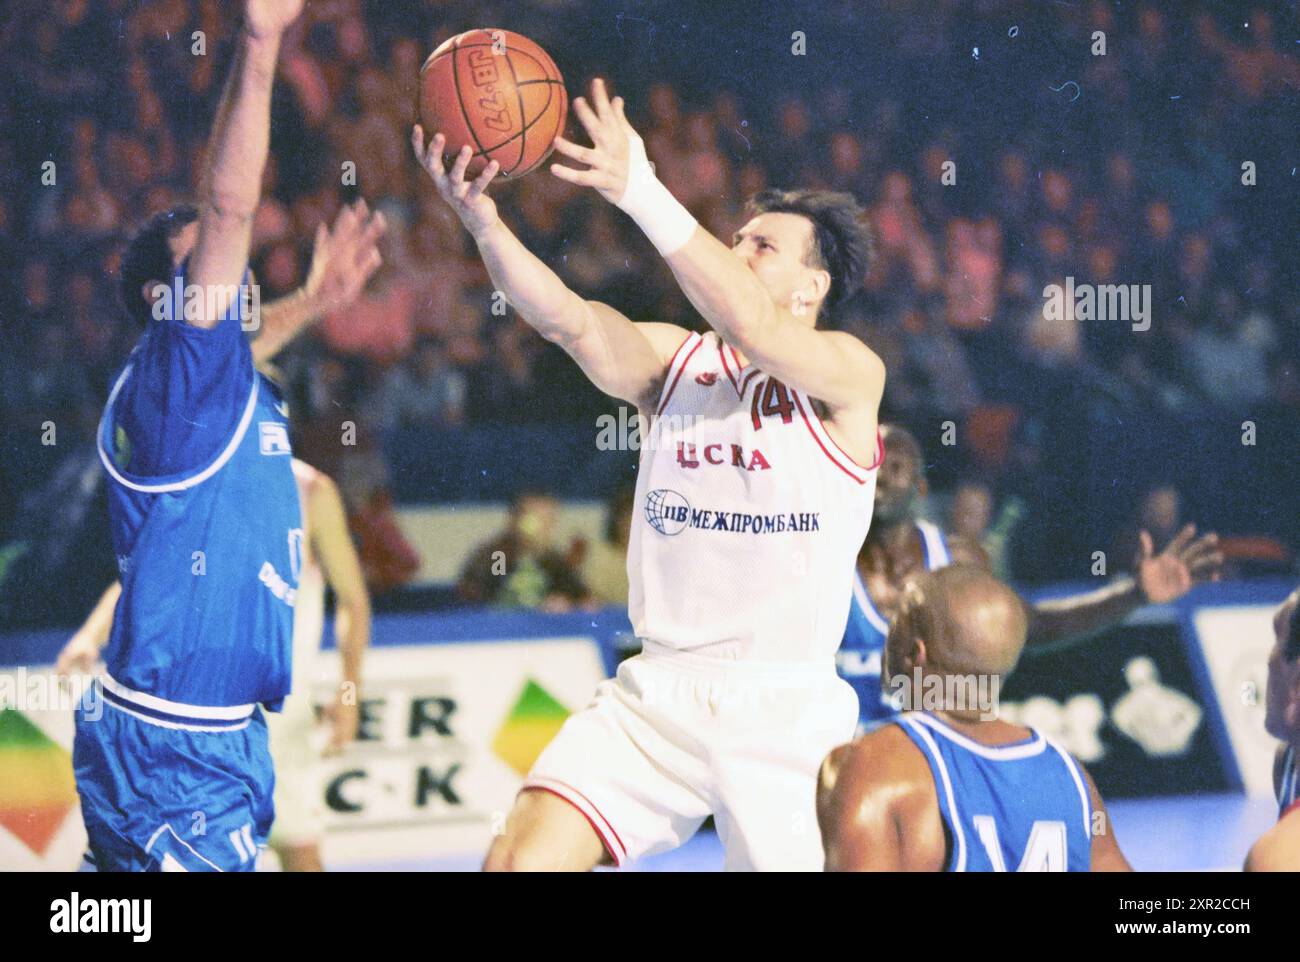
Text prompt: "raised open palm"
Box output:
[[245, 0, 304, 40]]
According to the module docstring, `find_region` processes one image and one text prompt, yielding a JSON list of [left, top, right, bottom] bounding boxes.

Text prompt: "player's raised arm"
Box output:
[[187, 0, 303, 327], [550, 79, 885, 420], [253, 201, 386, 363], [951, 524, 1223, 650], [411, 126, 689, 410]]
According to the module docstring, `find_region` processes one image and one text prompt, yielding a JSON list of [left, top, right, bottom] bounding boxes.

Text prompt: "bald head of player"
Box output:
[[882, 564, 1028, 718]]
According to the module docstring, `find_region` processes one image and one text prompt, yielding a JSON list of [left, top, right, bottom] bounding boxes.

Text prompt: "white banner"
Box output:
[[1192, 605, 1279, 797]]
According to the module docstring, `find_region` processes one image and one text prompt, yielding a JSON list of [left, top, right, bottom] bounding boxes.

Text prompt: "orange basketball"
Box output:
[[418, 29, 567, 179]]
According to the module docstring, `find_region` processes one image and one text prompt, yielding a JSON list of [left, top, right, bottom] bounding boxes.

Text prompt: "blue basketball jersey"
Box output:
[[896, 712, 1093, 872], [837, 520, 951, 729], [95, 259, 301, 723]]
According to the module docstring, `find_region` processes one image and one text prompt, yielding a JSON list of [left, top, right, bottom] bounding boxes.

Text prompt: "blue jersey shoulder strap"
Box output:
[[916, 519, 951, 568], [895, 712, 1093, 872]]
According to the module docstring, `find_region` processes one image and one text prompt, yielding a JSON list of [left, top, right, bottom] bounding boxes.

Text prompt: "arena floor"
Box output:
[[333, 793, 1279, 873]]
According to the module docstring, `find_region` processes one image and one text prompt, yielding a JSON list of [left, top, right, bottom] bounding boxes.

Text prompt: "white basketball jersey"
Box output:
[[628, 331, 881, 661], [291, 459, 326, 692]]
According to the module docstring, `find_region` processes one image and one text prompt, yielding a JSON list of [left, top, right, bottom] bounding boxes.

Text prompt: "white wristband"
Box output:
[[615, 132, 697, 257]]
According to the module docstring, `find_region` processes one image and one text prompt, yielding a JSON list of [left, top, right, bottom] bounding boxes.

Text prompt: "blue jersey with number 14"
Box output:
[[896, 711, 1093, 872]]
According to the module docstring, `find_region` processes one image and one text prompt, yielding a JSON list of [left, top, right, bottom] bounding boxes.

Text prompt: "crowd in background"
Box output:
[[0, 0, 1296, 618]]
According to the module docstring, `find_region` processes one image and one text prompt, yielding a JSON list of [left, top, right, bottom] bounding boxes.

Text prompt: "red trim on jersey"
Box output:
[[656, 334, 702, 417], [719, 342, 740, 394], [866, 430, 885, 470], [523, 779, 627, 866], [791, 392, 872, 484], [727, 344, 747, 376], [740, 368, 762, 395]]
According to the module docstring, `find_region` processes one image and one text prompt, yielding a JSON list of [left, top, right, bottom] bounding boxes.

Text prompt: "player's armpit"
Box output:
[[1081, 762, 1132, 871], [550, 303, 691, 411]]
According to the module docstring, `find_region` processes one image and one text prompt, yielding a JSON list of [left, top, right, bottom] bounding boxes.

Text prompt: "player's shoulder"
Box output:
[[632, 321, 697, 363], [1245, 807, 1300, 872], [293, 459, 340, 506], [291, 457, 321, 487], [822, 327, 885, 375], [819, 723, 931, 810]]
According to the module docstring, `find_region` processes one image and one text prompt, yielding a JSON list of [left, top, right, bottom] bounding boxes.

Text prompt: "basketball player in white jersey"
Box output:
[[1245, 585, 1300, 871], [414, 78, 885, 870], [57, 455, 370, 872]]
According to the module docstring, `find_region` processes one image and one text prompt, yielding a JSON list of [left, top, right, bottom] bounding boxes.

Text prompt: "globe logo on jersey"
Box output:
[[645, 489, 691, 536]]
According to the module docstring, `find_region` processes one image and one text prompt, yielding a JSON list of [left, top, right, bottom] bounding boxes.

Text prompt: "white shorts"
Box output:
[[522, 641, 859, 871], [265, 694, 326, 847]]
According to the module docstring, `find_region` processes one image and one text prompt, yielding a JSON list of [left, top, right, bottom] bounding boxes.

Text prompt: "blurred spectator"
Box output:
[[577, 485, 635, 608], [1185, 289, 1272, 407], [363, 336, 467, 430], [949, 482, 993, 546], [1115, 484, 1185, 566], [457, 492, 588, 611], [338, 448, 421, 596]]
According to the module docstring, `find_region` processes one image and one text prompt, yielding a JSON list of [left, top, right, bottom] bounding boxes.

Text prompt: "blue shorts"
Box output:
[[73, 682, 276, 872]]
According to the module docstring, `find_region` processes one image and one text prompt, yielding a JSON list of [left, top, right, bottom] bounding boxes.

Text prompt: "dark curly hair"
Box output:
[[744, 188, 875, 319], [119, 204, 199, 327]]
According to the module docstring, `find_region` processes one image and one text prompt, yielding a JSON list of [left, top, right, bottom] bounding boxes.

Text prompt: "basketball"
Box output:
[[418, 29, 567, 179]]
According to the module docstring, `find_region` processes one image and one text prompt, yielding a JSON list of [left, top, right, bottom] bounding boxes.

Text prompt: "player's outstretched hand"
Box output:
[[550, 78, 637, 204], [411, 126, 501, 239], [303, 199, 386, 315], [1136, 524, 1224, 604], [244, 0, 305, 40]]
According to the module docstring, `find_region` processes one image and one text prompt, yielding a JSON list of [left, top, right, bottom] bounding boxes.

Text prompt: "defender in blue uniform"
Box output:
[[818, 565, 1130, 872], [838, 518, 949, 730], [835, 424, 1225, 735], [73, 0, 310, 872]]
